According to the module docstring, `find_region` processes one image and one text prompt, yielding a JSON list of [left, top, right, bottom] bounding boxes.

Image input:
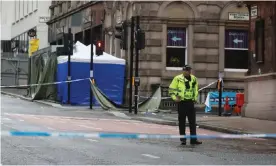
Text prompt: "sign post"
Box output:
[[134, 16, 140, 115], [90, 13, 94, 110], [129, 17, 135, 113]]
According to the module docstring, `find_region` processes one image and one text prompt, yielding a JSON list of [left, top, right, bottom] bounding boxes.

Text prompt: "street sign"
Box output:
[[251, 6, 258, 19], [233, 38, 243, 44], [171, 36, 182, 42], [225, 30, 248, 49], [228, 13, 249, 21], [39, 16, 50, 23]]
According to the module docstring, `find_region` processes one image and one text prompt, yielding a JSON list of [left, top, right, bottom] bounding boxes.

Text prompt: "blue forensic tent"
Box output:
[[56, 41, 126, 106]]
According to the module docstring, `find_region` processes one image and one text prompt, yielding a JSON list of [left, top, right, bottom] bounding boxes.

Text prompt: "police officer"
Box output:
[[169, 65, 202, 145]]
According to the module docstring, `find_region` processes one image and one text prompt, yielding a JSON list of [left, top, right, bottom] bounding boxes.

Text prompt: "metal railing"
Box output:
[[159, 86, 244, 111]]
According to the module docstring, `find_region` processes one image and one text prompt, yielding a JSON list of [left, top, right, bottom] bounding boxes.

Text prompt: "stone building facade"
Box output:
[[242, 2, 276, 121], [103, 1, 250, 99], [47, 1, 104, 46]]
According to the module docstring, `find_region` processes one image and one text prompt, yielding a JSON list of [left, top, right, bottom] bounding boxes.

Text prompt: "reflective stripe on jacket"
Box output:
[[168, 74, 198, 101]]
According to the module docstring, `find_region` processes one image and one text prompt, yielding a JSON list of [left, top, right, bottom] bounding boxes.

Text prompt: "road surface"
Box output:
[[1, 94, 276, 165]]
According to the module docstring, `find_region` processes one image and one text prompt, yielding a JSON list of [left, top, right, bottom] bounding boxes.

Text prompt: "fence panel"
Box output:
[[1, 52, 29, 86]]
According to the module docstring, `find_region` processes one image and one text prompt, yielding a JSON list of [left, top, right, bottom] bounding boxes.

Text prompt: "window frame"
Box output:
[[224, 29, 249, 72], [166, 27, 188, 71]]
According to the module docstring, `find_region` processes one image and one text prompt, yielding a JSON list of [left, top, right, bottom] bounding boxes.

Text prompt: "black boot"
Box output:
[[191, 140, 202, 145], [181, 141, 186, 145]]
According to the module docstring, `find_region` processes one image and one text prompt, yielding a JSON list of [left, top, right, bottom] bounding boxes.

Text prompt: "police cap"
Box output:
[[183, 65, 192, 71]]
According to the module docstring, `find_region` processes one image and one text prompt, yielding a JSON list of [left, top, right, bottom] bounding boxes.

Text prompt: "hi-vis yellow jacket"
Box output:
[[169, 74, 198, 101]]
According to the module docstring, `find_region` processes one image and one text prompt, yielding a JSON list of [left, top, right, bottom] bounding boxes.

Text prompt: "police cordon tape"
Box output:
[[138, 81, 217, 100], [0, 78, 91, 88], [1, 78, 217, 101], [1, 130, 275, 139]]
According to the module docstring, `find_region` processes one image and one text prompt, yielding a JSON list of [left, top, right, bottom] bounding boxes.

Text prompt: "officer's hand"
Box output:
[[175, 96, 181, 102]]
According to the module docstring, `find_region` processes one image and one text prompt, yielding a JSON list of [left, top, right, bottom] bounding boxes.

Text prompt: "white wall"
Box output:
[[11, 0, 51, 49], [0, 0, 14, 40]]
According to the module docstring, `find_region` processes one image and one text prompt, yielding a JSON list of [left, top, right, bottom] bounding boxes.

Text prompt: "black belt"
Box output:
[[181, 99, 193, 102]]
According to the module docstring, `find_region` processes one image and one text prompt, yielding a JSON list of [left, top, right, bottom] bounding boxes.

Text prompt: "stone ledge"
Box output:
[[193, 55, 219, 63], [138, 54, 162, 62], [146, 39, 162, 47], [193, 40, 219, 48], [139, 69, 162, 77], [140, 24, 163, 32], [244, 73, 276, 82], [223, 77, 245, 82], [194, 25, 219, 34], [194, 70, 218, 78]]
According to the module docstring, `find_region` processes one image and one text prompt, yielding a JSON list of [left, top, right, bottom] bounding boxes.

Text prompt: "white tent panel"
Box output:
[[57, 41, 125, 65]]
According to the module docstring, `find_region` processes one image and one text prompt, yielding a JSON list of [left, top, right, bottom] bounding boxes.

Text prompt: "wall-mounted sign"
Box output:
[[251, 6, 258, 18], [225, 30, 248, 49], [39, 16, 50, 23], [167, 28, 186, 47], [228, 13, 249, 21]]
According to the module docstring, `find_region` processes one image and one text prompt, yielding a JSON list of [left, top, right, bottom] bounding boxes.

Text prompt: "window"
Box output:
[[50, 8, 54, 17], [59, 4, 62, 13], [16, 1, 20, 21], [26, 0, 28, 14], [224, 29, 249, 71], [28, 0, 32, 13], [25, 32, 29, 53], [166, 27, 187, 69], [67, 1, 71, 8], [14, 1, 17, 21], [35, 0, 38, 10], [19, 33, 25, 53], [24, 0, 28, 16], [20, 0, 23, 19]]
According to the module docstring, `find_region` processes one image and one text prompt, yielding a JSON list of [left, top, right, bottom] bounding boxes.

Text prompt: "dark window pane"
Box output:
[[225, 30, 248, 48], [167, 27, 186, 47], [71, 12, 82, 27], [166, 47, 186, 67], [75, 31, 83, 43], [225, 50, 248, 69]]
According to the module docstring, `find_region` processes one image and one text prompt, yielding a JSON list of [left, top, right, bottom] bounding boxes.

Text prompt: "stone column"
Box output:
[[218, 25, 225, 72], [188, 24, 193, 66], [161, 24, 167, 70], [115, 39, 121, 57]]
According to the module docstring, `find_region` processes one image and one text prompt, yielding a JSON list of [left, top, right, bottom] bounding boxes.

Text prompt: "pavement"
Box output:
[[2, 88, 276, 137], [1, 94, 276, 165], [126, 112, 276, 136]]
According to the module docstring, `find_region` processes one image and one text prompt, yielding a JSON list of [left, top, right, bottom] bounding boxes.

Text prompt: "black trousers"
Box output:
[[177, 100, 197, 142]]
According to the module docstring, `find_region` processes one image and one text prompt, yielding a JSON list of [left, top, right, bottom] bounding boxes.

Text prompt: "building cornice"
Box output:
[[109, 16, 248, 28]]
